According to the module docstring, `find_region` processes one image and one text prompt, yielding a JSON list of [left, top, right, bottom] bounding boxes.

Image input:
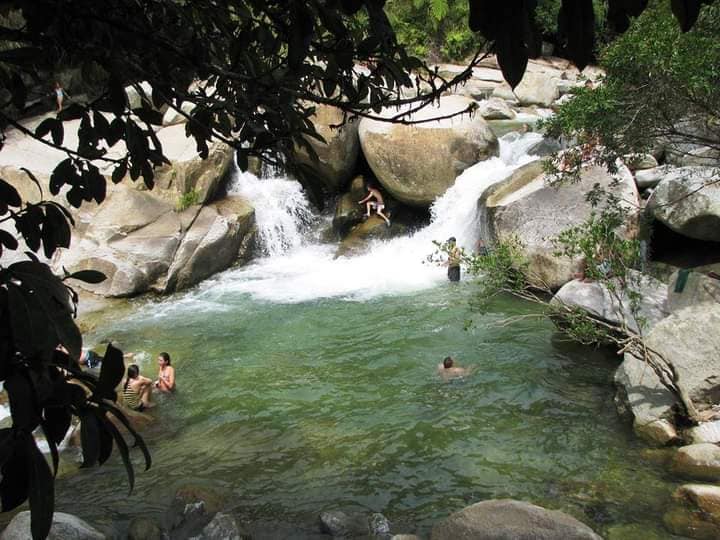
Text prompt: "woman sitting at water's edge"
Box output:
[[154, 352, 175, 392], [123, 364, 155, 411]]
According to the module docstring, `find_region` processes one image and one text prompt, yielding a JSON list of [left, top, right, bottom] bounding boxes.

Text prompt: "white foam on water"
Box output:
[[142, 132, 543, 314], [226, 169, 316, 256]]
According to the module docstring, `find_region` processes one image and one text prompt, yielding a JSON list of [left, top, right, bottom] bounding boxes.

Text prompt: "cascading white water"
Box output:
[[188, 132, 543, 304], [226, 168, 316, 256]]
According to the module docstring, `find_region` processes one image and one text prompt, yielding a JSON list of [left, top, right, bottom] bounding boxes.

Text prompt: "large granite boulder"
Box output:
[[492, 71, 561, 107], [551, 271, 669, 334], [359, 95, 498, 206], [295, 104, 360, 192], [164, 197, 255, 293], [1, 511, 104, 540], [647, 166, 720, 242], [55, 186, 255, 297], [479, 160, 639, 289], [430, 500, 601, 540], [150, 124, 235, 205], [615, 303, 720, 444]]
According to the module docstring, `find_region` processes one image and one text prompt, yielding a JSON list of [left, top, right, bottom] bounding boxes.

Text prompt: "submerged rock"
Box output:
[[319, 510, 370, 537], [647, 166, 720, 242], [127, 517, 163, 540], [430, 499, 601, 540], [359, 95, 498, 206], [664, 484, 720, 539], [189, 512, 244, 540], [1, 511, 104, 540], [479, 160, 639, 289]]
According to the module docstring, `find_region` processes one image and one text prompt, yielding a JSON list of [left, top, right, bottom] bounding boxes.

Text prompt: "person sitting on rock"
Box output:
[[154, 352, 176, 393], [437, 356, 471, 379], [358, 183, 391, 227], [123, 364, 154, 411]]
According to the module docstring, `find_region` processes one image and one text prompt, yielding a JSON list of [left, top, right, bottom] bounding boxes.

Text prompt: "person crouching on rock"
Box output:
[[358, 183, 391, 227], [154, 352, 176, 393], [123, 365, 155, 411]]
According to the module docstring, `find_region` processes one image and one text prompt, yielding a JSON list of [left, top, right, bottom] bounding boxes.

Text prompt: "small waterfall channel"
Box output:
[[202, 132, 543, 304]]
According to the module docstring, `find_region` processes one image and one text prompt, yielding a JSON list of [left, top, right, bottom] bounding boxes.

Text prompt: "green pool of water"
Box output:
[[53, 281, 680, 538]]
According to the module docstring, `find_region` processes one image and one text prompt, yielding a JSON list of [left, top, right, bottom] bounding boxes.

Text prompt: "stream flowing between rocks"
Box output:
[[52, 134, 681, 538]]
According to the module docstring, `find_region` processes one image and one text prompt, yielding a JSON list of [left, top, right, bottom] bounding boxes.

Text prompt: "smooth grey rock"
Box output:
[[528, 137, 562, 157], [477, 98, 516, 120], [634, 166, 672, 189], [189, 513, 243, 540], [359, 95, 498, 206], [615, 303, 720, 444], [647, 166, 720, 242], [687, 420, 720, 444], [672, 444, 720, 480], [430, 500, 601, 540], [480, 160, 639, 289], [163, 197, 255, 293], [295, 104, 360, 192], [551, 271, 669, 334], [319, 510, 368, 537], [1, 511, 105, 540], [492, 72, 560, 107], [667, 269, 720, 313]]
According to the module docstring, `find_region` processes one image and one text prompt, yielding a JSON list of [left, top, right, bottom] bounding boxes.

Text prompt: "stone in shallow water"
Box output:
[[430, 499, 602, 540], [1, 511, 104, 540], [672, 444, 720, 480], [688, 420, 720, 444], [128, 516, 163, 540], [319, 510, 369, 537]]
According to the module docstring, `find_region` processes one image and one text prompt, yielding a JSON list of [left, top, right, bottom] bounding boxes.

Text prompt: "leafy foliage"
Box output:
[[542, 0, 720, 177]]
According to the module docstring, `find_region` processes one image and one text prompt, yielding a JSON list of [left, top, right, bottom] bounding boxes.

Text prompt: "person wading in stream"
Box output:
[[358, 183, 391, 227], [446, 237, 461, 282], [154, 351, 176, 392]]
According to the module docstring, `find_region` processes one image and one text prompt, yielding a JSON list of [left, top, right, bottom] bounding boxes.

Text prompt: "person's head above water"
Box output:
[[127, 364, 139, 379], [447, 237, 456, 245], [443, 356, 454, 369], [158, 352, 171, 366]]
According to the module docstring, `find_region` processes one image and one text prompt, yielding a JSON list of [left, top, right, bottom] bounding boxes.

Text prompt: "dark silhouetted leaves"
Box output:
[[0, 436, 29, 512], [671, 0, 703, 31], [79, 411, 100, 468], [27, 437, 54, 540], [559, 0, 595, 71], [68, 270, 106, 284], [94, 344, 124, 401], [0, 179, 20, 209]]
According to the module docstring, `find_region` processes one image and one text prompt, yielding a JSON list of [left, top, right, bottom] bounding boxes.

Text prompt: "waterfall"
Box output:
[[226, 167, 316, 256], [191, 132, 543, 304]]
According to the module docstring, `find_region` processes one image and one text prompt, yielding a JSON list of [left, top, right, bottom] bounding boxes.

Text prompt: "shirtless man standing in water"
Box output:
[[437, 356, 471, 380]]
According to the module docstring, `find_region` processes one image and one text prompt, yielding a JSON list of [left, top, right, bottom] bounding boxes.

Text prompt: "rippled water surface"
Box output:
[[49, 134, 681, 538], [51, 284, 678, 538]]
